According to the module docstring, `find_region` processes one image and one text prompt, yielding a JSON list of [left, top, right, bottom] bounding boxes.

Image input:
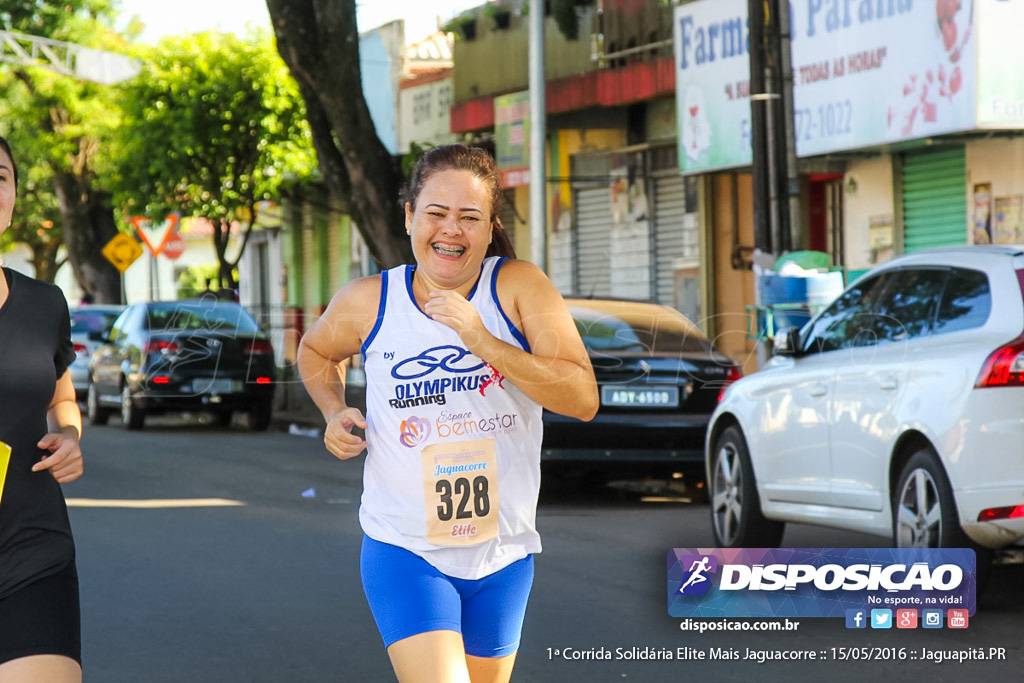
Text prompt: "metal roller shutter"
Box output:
[[574, 185, 613, 297], [499, 189, 517, 249], [653, 175, 688, 307], [902, 147, 967, 252]]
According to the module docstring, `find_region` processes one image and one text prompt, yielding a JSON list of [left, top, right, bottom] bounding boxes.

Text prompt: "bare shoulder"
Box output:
[[304, 274, 383, 359], [335, 274, 383, 312], [496, 258, 561, 304], [494, 258, 569, 328]]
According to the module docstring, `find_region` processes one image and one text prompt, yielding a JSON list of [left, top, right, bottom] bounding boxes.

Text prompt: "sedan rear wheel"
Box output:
[[709, 425, 784, 547], [121, 384, 145, 431], [248, 399, 273, 432], [86, 381, 110, 426]]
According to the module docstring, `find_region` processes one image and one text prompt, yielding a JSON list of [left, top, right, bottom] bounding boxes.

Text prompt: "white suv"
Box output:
[[706, 246, 1024, 568]]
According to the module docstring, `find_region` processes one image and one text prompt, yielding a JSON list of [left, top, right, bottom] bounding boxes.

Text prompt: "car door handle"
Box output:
[[879, 377, 899, 391], [808, 384, 827, 397]]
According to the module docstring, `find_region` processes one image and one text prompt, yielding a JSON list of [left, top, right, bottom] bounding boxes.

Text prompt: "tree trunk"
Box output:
[[50, 170, 123, 304], [28, 240, 63, 285], [266, 0, 413, 269]]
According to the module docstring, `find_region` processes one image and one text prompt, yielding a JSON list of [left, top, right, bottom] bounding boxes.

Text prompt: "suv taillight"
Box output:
[[975, 335, 1024, 388]]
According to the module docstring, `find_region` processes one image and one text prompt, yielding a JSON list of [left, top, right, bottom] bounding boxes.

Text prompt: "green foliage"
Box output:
[[176, 263, 226, 299], [442, 11, 477, 39], [552, 0, 579, 41], [401, 141, 436, 179], [0, 0, 127, 277], [113, 31, 317, 227]]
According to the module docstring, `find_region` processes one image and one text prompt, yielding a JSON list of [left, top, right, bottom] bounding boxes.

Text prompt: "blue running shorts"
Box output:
[[360, 535, 534, 658]]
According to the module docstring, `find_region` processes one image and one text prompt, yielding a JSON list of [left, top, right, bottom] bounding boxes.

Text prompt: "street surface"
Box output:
[[64, 416, 1023, 682]]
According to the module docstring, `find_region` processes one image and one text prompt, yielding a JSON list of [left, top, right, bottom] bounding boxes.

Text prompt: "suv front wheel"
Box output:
[[709, 425, 785, 547]]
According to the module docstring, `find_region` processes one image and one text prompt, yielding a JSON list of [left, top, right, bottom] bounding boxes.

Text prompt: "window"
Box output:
[[569, 302, 713, 355], [109, 307, 139, 343], [145, 303, 261, 333], [802, 273, 889, 354], [865, 268, 949, 345], [933, 268, 991, 334]]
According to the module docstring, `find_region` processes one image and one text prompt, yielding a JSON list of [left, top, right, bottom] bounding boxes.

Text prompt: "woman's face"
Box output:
[[0, 147, 14, 238], [406, 169, 493, 289]]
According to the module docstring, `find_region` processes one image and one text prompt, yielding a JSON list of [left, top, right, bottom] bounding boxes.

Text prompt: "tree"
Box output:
[[265, 0, 413, 269], [0, 145, 65, 282], [0, 0, 129, 298], [114, 31, 317, 290]]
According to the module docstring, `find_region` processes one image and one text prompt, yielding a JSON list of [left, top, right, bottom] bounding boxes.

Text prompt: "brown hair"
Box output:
[[0, 136, 17, 190], [401, 144, 516, 259]]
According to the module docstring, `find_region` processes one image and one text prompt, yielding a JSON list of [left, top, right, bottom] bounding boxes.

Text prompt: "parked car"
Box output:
[[542, 297, 742, 481], [87, 299, 276, 431], [69, 304, 126, 400], [706, 245, 1024, 572]]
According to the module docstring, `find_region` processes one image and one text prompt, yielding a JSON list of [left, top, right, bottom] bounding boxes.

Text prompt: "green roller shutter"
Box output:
[[901, 147, 967, 252]]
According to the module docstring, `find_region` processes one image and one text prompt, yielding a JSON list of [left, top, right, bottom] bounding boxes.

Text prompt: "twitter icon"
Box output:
[[870, 609, 892, 629]]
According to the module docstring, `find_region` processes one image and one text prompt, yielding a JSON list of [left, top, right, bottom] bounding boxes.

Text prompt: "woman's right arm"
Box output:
[[297, 276, 381, 460]]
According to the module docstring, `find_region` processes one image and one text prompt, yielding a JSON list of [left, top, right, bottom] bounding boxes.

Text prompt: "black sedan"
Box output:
[[542, 298, 741, 480], [86, 299, 276, 431]]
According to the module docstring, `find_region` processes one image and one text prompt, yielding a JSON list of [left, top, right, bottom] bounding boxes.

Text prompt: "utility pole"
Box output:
[[528, 0, 547, 271], [777, 0, 802, 252], [747, 0, 800, 256]]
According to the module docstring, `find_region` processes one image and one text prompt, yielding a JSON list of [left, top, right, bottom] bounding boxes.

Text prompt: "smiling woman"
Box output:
[[297, 144, 598, 683], [0, 136, 85, 682]]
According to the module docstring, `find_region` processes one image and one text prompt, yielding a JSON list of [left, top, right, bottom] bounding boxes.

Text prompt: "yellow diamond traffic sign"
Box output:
[[102, 233, 144, 273]]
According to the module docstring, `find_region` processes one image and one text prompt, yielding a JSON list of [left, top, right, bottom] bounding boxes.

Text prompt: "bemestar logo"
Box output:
[[718, 562, 963, 591], [398, 416, 430, 448], [677, 555, 717, 595]]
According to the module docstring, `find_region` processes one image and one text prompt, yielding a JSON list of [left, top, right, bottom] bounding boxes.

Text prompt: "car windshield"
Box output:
[[71, 309, 122, 334], [145, 302, 261, 333], [568, 300, 713, 354]]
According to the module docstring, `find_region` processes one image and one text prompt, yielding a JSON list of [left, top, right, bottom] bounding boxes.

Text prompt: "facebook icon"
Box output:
[[845, 609, 867, 629]]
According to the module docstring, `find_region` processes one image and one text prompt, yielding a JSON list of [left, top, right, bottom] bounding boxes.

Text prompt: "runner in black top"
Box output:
[[0, 135, 85, 682]]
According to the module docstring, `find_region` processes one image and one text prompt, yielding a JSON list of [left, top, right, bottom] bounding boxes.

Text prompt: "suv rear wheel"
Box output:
[[894, 447, 991, 590], [894, 448, 968, 547]]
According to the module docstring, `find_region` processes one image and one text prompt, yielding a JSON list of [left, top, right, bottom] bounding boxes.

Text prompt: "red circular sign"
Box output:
[[161, 231, 185, 260]]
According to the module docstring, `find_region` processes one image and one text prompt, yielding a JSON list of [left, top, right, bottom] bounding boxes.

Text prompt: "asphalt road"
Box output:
[[62, 415, 1023, 682]]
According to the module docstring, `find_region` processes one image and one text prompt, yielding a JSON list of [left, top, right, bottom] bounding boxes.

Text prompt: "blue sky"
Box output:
[[116, 0, 482, 43]]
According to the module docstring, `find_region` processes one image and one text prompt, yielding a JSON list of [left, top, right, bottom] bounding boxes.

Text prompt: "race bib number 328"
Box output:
[[421, 438, 499, 546]]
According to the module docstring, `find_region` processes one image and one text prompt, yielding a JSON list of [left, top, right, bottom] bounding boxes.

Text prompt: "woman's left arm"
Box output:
[[424, 260, 598, 420], [35, 369, 84, 483]]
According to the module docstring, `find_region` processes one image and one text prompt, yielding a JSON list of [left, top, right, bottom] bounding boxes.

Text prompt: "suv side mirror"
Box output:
[[773, 327, 803, 357]]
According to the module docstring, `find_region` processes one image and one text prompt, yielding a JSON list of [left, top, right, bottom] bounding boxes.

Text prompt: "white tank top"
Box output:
[[359, 256, 544, 579]]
